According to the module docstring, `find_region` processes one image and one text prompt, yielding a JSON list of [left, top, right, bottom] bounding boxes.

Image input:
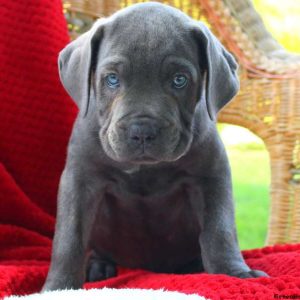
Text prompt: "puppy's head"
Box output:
[[58, 2, 239, 165]]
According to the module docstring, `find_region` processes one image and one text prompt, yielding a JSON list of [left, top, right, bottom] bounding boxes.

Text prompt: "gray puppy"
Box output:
[[43, 2, 267, 291]]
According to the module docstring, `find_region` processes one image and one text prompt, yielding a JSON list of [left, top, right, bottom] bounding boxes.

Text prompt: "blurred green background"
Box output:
[[221, 0, 300, 250]]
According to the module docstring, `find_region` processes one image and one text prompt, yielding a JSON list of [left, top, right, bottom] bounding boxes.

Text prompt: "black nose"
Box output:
[[128, 122, 158, 144]]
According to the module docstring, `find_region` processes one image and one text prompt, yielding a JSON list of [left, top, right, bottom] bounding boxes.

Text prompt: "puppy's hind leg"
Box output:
[[86, 251, 117, 282]]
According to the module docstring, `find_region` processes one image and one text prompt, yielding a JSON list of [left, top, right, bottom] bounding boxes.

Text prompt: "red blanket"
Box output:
[[1, 1, 300, 299]]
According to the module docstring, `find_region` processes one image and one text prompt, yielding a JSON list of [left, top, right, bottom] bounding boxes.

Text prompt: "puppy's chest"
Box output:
[[91, 182, 200, 266], [94, 170, 200, 237], [90, 171, 201, 269], [101, 172, 192, 222]]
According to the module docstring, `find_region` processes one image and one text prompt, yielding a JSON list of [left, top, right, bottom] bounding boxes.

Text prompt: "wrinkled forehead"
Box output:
[[100, 5, 197, 65]]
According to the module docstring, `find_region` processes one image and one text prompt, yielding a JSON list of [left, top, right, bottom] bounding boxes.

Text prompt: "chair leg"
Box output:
[[265, 135, 296, 245], [288, 170, 300, 243]]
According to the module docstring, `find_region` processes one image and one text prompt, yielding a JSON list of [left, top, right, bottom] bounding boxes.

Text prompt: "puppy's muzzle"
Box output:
[[111, 116, 179, 163]]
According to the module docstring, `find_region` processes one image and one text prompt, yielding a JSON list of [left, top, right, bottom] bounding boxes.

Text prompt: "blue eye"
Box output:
[[105, 73, 120, 88], [173, 74, 188, 89]]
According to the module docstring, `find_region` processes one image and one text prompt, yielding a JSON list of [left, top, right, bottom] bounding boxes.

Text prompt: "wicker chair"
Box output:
[[62, 0, 300, 246]]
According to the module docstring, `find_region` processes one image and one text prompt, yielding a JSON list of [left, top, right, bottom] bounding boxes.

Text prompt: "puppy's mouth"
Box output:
[[103, 136, 178, 164], [130, 153, 159, 165], [104, 138, 187, 165]]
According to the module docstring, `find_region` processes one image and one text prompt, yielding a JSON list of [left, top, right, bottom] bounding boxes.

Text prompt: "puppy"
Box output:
[[43, 2, 267, 291]]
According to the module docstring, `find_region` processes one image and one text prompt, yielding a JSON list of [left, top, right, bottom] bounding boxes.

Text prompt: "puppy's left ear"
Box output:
[[193, 22, 239, 121]]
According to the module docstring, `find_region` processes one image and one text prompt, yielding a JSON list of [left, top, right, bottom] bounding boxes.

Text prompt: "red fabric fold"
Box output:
[[0, 1, 300, 299]]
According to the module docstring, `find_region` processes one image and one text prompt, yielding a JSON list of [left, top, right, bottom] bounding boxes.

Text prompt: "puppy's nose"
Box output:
[[128, 122, 158, 144]]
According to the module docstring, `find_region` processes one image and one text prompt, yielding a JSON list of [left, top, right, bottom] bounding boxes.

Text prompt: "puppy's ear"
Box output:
[[58, 19, 105, 117], [193, 22, 239, 121]]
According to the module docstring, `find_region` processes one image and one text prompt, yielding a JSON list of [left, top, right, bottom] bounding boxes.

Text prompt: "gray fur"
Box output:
[[43, 2, 267, 291]]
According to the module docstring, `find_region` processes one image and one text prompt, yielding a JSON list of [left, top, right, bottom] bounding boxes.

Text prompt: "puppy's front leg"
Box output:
[[42, 168, 103, 291], [197, 175, 268, 278]]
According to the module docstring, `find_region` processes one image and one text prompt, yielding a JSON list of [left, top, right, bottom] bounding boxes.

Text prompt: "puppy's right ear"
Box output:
[[58, 19, 106, 117]]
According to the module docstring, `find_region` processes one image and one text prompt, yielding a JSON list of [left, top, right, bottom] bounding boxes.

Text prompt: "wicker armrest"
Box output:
[[202, 0, 300, 76]]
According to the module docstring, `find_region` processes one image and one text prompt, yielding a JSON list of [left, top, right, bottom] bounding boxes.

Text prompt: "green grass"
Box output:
[[227, 148, 270, 250], [217, 124, 271, 250]]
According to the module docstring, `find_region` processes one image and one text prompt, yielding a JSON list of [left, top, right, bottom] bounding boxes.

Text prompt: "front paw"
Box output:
[[42, 275, 83, 291], [233, 269, 269, 278], [42, 282, 73, 292]]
